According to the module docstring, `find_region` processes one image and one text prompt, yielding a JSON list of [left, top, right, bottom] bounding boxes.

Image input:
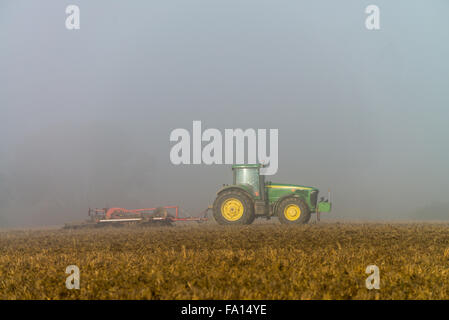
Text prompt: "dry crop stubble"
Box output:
[[1, 223, 449, 299]]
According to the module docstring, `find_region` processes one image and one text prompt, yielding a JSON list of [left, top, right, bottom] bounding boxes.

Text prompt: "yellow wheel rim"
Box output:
[[221, 198, 244, 221], [284, 204, 301, 221]]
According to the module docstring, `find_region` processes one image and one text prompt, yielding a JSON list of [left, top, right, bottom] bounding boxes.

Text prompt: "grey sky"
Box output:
[[1, 1, 448, 226]]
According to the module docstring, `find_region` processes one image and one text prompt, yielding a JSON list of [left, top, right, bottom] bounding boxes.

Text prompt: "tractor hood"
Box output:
[[265, 182, 318, 192]]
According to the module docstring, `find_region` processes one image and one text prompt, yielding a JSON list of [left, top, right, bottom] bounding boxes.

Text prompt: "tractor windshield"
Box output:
[[234, 168, 260, 193]]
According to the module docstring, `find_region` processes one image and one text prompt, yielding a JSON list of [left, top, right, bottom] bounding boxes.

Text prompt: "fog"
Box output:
[[1, 1, 448, 227]]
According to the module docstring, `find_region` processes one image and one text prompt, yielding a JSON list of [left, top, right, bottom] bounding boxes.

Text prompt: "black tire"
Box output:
[[213, 190, 255, 225], [303, 211, 312, 224], [277, 197, 311, 225], [246, 212, 256, 225]]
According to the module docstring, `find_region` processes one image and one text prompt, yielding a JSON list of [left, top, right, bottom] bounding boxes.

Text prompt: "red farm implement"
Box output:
[[86, 205, 209, 226]]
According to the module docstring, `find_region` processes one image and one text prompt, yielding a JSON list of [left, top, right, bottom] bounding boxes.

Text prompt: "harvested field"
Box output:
[[1, 223, 449, 299]]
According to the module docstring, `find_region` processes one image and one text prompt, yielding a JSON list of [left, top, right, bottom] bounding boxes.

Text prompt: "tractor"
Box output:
[[212, 164, 331, 225]]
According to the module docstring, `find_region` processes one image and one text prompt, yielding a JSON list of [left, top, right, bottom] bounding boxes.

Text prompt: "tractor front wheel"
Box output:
[[213, 190, 255, 225], [277, 197, 310, 225]]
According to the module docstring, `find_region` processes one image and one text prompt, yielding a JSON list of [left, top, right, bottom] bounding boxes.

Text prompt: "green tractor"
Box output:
[[212, 164, 331, 225]]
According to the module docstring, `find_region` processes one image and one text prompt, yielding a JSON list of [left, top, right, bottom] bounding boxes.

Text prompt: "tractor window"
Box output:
[[234, 168, 260, 192]]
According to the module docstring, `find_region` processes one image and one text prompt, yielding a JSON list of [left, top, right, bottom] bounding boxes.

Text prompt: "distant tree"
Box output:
[[410, 202, 449, 220]]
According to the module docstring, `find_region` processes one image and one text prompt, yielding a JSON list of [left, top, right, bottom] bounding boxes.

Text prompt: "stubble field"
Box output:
[[1, 222, 449, 299]]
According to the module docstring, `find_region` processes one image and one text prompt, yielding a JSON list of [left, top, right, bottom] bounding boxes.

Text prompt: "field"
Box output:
[[1, 222, 449, 299]]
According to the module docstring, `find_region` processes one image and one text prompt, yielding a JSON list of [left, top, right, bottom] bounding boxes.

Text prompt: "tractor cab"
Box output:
[[232, 164, 264, 200]]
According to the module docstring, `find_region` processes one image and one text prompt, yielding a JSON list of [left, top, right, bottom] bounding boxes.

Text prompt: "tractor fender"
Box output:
[[272, 193, 308, 216], [216, 185, 255, 201]]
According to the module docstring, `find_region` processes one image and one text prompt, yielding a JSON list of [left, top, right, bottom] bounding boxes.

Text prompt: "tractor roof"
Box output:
[[231, 164, 261, 169]]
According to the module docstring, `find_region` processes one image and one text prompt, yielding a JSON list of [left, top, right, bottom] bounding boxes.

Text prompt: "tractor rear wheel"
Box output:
[[213, 190, 255, 225], [277, 197, 310, 225]]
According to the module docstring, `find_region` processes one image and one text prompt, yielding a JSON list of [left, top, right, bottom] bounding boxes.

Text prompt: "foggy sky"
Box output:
[[1, 1, 448, 227]]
